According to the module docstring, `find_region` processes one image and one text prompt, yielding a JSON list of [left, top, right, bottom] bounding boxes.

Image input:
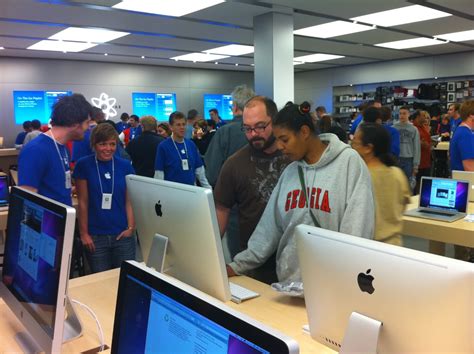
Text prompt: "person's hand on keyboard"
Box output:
[[226, 264, 237, 277]]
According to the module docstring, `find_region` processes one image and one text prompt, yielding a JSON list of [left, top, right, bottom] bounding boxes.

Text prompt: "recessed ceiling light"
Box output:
[[170, 53, 229, 62], [436, 29, 474, 42], [375, 37, 445, 49], [104, 53, 108, 56], [49, 27, 129, 43], [294, 21, 373, 39], [214, 62, 218, 64], [0, 47, 4, 50], [294, 53, 345, 62], [113, 0, 225, 17], [203, 44, 254, 56], [351, 5, 451, 27], [27, 40, 96, 52], [250, 63, 254, 66], [141, 55, 145, 59], [235, 63, 238, 66]]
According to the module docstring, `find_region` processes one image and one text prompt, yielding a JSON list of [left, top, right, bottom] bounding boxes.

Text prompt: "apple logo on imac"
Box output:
[[357, 269, 375, 294], [155, 200, 163, 217]]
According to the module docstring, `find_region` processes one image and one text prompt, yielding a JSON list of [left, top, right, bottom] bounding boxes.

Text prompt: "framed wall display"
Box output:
[[447, 92, 455, 102], [447, 82, 455, 92]]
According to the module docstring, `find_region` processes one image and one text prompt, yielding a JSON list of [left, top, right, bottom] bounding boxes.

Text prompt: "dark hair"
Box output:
[[315, 106, 326, 113], [273, 101, 316, 133], [23, 120, 32, 130], [209, 108, 218, 115], [319, 115, 332, 133], [157, 123, 172, 137], [244, 95, 278, 120], [90, 121, 119, 148], [50, 93, 93, 127], [129, 114, 139, 122], [91, 106, 105, 122], [31, 119, 41, 130], [169, 111, 186, 125], [380, 106, 392, 122], [399, 106, 410, 112], [187, 109, 199, 120], [207, 119, 217, 130], [358, 123, 397, 167], [363, 107, 382, 123], [120, 112, 129, 121], [449, 102, 461, 111]]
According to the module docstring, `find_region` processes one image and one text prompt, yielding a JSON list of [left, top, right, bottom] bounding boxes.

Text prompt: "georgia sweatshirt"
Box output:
[[229, 133, 375, 284]]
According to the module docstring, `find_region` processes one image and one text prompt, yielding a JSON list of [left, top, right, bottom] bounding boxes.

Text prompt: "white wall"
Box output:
[[0, 57, 253, 146], [295, 51, 474, 113]]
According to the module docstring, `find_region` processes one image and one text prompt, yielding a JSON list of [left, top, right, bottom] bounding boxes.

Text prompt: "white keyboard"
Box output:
[[229, 282, 260, 304]]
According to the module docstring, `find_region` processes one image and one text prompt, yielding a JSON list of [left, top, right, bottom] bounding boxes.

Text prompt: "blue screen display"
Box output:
[[13, 91, 71, 125], [204, 94, 233, 120], [132, 93, 177, 121]]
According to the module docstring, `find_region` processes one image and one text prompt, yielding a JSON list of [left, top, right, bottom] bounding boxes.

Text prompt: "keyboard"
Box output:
[[229, 282, 260, 304], [419, 209, 454, 216]]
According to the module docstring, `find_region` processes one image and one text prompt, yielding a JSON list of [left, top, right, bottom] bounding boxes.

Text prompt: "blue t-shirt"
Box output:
[[130, 126, 142, 141], [450, 117, 462, 134], [18, 134, 72, 206], [349, 114, 363, 135], [73, 155, 135, 235], [155, 138, 203, 185], [384, 124, 401, 157], [116, 121, 129, 134], [185, 124, 194, 140], [449, 125, 474, 172], [72, 126, 93, 162], [15, 131, 28, 145]]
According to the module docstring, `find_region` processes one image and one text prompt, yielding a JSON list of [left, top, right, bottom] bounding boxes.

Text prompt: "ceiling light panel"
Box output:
[[294, 21, 373, 39], [375, 37, 446, 49], [294, 53, 345, 62], [203, 44, 254, 56], [170, 53, 229, 62], [437, 30, 474, 42], [113, 0, 225, 17], [351, 5, 451, 27], [27, 40, 97, 52], [49, 27, 129, 43]]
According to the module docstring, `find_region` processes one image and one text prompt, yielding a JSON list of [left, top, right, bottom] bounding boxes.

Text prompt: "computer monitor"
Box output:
[[0, 187, 78, 353], [0, 174, 10, 207], [452, 170, 474, 202], [203, 94, 233, 120], [295, 224, 474, 353], [111, 261, 299, 354], [126, 175, 230, 302]]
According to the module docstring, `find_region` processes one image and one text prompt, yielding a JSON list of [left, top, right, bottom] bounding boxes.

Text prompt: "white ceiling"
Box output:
[[0, 0, 473, 72]]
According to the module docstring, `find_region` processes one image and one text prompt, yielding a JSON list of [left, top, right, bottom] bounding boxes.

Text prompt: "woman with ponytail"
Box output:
[[352, 123, 411, 246]]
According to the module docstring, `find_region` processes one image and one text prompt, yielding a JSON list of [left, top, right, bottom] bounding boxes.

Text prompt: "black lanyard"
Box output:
[[297, 165, 321, 228]]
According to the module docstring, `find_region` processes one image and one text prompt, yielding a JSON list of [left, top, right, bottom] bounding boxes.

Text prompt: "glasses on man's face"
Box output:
[[241, 121, 271, 134]]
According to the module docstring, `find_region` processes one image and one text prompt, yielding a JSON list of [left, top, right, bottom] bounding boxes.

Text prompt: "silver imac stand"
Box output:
[[146, 233, 169, 273], [340, 312, 382, 354]]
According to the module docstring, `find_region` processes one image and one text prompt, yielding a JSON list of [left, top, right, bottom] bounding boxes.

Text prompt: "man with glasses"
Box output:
[[213, 96, 289, 284]]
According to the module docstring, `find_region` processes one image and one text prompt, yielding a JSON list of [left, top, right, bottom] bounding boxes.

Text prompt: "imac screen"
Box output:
[[419, 177, 469, 212]]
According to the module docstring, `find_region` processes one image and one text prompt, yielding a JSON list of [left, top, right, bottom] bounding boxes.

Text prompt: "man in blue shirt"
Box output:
[[14, 121, 32, 149], [115, 112, 129, 134], [349, 100, 381, 138], [450, 100, 474, 172], [72, 106, 105, 162], [18, 93, 93, 206], [380, 106, 400, 157], [154, 111, 211, 188], [209, 108, 226, 129], [448, 103, 462, 135]]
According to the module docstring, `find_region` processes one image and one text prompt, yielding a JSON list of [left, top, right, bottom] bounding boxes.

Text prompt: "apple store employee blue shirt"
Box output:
[[19, 133, 73, 206], [155, 138, 203, 185], [73, 155, 135, 235], [449, 125, 474, 172]]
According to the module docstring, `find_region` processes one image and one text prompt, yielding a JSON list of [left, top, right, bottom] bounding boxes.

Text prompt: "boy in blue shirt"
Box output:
[[154, 111, 211, 188], [19, 94, 93, 206], [450, 100, 474, 172]]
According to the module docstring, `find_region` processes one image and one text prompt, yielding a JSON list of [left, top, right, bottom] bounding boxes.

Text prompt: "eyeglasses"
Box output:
[[241, 121, 271, 134]]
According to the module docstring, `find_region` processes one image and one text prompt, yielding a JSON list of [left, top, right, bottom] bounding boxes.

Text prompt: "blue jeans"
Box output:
[[398, 157, 414, 181], [86, 234, 136, 274]]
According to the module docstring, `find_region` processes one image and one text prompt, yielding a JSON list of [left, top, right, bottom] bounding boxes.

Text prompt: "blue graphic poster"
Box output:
[[132, 93, 177, 121], [13, 90, 71, 124]]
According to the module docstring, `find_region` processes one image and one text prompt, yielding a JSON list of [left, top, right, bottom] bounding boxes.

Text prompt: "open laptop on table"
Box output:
[[452, 170, 474, 202], [0, 175, 9, 211], [404, 176, 469, 222]]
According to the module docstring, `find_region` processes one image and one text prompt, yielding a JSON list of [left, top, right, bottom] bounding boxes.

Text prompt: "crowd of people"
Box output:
[[15, 88, 474, 283]]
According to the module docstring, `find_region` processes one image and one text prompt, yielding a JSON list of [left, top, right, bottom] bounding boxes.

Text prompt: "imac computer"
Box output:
[[111, 261, 299, 354], [0, 187, 81, 353], [295, 224, 474, 353], [126, 175, 231, 302]]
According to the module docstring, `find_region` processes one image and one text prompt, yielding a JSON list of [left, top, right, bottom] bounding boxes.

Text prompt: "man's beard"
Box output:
[[248, 134, 275, 151]]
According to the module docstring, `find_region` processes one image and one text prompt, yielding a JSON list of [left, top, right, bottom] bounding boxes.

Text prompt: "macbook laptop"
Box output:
[[452, 170, 474, 202], [0, 175, 10, 210], [404, 177, 469, 222]]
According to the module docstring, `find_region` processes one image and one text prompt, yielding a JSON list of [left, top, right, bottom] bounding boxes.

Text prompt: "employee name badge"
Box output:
[[181, 159, 189, 171], [65, 170, 72, 189], [102, 193, 112, 210]]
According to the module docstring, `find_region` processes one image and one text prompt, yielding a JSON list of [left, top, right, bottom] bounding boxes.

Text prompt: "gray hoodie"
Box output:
[[229, 133, 375, 283]]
